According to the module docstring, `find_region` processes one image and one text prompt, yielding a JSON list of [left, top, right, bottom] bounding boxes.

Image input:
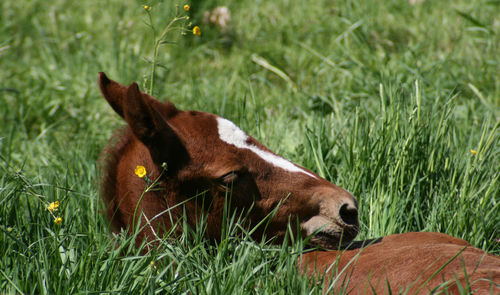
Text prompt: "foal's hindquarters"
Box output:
[[300, 232, 500, 294]]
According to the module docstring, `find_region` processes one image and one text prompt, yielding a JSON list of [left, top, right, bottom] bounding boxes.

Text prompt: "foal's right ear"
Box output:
[[98, 72, 126, 118], [98, 72, 172, 140], [98, 72, 187, 172]]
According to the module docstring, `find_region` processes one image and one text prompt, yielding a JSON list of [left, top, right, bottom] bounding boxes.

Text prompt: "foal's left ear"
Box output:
[[122, 82, 188, 173], [123, 82, 168, 140], [98, 72, 176, 137], [98, 72, 187, 172]]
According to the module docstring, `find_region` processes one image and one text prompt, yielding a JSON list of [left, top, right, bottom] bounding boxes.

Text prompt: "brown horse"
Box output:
[[98, 73, 499, 293], [98, 72, 359, 248], [301, 232, 500, 294]]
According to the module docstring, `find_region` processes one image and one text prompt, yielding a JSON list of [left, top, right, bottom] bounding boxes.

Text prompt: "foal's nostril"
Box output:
[[339, 203, 358, 226]]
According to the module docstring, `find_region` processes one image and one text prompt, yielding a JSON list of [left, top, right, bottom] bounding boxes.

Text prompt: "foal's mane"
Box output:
[[98, 100, 179, 232], [99, 127, 134, 232]]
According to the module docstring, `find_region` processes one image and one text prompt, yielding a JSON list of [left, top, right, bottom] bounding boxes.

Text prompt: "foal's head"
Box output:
[[99, 72, 358, 248]]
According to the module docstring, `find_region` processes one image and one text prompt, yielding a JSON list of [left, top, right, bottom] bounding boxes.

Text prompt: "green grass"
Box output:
[[1, 0, 499, 293]]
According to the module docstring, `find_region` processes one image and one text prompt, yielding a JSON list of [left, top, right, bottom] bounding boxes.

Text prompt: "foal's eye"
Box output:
[[220, 171, 239, 184]]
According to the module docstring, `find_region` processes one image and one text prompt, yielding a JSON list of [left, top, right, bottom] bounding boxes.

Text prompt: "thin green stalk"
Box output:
[[148, 14, 188, 94], [132, 165, 167, 227]]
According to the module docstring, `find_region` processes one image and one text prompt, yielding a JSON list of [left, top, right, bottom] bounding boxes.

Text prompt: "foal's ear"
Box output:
[[98, 72, 174, 138], [122, 82, 189, 172], [98, 73, 188, 171], [98, 72, 127, 118], [123, 82, 166, 140]]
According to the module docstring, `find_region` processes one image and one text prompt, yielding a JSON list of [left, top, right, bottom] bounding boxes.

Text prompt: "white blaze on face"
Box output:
[[216, 117, 317, 178]]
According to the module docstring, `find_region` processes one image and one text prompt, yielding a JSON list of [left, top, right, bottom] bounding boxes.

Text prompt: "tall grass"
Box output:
[[1, 0, 498, 293]]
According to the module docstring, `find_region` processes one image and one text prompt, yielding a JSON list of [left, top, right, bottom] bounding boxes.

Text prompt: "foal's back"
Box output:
[[301, 232, 500, 294]]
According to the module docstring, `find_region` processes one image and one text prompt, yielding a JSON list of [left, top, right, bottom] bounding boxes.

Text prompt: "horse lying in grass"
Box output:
[[98, 72, 359, 249], [301, 232, 500, 294], [98, 73, 499, 293]]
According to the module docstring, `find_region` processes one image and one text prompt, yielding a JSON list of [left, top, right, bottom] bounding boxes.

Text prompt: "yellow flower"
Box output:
[[184, 4, 190, 11], [47, 201, 59, 212], [54, 217, 63, 225], [193, 26, 201, 36], [135, 165, 147, 178], [470, 149, 477, 155], [144, 5, 150, 11]]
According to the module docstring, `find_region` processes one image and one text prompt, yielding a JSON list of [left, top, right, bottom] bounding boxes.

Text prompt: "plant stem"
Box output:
[[149, 16, 186, 95]]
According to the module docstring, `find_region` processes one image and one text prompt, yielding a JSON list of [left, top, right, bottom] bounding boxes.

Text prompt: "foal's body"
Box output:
[[301, 232, 500, 294], [97, 73, 499, 294]]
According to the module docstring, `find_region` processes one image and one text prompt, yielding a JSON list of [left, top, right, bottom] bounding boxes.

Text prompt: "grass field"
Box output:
[[1, 0, 499, 293]]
